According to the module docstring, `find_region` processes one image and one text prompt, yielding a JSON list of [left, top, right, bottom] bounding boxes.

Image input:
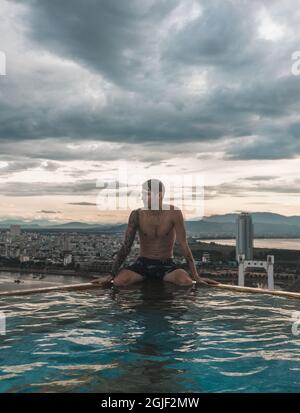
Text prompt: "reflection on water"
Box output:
[[106, 282, 198, 392], [0, 272, 90, 293], [0, 281, 300, 393]]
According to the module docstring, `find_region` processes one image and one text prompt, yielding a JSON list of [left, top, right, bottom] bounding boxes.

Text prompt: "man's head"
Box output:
[[142, 179, 165, 210]]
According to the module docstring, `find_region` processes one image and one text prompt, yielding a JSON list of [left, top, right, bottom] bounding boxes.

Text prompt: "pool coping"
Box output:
[[1, 281, 300, 299]]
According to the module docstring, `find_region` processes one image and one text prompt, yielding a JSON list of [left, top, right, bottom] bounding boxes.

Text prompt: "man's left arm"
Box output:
[[174, 210, 218, 285]]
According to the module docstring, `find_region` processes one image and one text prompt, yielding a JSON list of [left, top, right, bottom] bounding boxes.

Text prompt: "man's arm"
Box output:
[[111, 209, 139, 277], [174, 210, 200, 281], [92, 209, 139, 285], [174, 210, 218, 285]]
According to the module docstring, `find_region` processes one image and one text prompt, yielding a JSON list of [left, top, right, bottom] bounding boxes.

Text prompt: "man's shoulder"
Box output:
[[130, 208, 142, 214], [128, 209, 140, 225], [163, 204, 181, 211], [163, 205, 184, 222]]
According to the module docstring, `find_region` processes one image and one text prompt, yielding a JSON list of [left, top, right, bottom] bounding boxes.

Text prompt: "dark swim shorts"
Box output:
[[123, 256, 179, 280]]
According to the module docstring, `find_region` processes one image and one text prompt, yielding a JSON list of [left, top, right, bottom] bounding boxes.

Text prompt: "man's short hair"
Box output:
[[142, 179, 165, 196]]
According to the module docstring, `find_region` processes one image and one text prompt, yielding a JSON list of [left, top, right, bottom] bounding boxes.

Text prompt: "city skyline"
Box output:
[[1, 0, 300, 223]]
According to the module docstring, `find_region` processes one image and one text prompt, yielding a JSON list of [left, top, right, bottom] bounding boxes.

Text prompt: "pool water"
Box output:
[[0, 272, 91, 293], [0, 282, 300, 393]]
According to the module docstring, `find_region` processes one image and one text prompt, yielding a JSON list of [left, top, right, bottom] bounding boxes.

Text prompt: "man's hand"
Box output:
[[91, 274, 114, 286], [194, 276, 219, 286]]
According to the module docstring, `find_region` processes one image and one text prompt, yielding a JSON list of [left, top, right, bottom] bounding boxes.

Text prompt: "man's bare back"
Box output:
[[92, 179, 218, 287]]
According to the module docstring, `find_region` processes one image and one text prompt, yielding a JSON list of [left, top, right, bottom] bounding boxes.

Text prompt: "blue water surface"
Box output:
[[0, 282, 300, 393]]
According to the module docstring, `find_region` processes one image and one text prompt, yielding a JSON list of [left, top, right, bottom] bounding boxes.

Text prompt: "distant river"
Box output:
[[200, 238, 300, 250]]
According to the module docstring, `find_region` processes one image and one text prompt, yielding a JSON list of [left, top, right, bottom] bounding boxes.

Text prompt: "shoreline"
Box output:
[[197, 238, 300, 251], [0, 266, 99, 277], [197, 236, 300, 239]]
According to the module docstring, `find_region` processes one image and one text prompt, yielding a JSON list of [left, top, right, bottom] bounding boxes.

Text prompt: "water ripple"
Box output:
[[0, 285, 300, 392]]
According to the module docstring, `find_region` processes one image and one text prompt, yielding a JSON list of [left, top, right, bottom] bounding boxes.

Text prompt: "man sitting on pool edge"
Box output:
[[92, 179, 218, 288]]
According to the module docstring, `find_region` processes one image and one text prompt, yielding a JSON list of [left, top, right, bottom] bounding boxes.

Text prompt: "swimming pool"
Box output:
[[0, 282, 300, 393]]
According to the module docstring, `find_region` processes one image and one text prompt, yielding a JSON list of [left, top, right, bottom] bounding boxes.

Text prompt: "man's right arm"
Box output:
[[111, 209, 139, 277], [92, 209, 139, 285]]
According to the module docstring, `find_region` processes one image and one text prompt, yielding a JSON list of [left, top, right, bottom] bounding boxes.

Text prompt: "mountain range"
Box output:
[[186, 213, 300, 238], [1, 212, 300, 237]]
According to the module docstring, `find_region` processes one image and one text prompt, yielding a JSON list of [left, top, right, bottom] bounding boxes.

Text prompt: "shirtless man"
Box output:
[[93, 179, 218, 287]]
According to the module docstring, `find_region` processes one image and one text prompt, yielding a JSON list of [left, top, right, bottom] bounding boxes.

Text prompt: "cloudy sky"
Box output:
[[0, 0, 300, 223]]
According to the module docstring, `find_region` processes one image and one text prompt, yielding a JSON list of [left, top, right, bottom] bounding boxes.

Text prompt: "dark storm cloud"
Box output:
[[37, 210, 61, 214], [205, 177, 300, 199], [20, 0, 177, 90], [164, 1, 261, 70], [242, 176, 278, 181], [43, 161, 61, 171], [0, 179, 100, 197], [226, 134, 300, 160], [0, 159, 61, 176], [0, 178, 130, 197], [1, 0, 300, 159], [0, 160, 41, 175], [67, 202, 97, 206], [0, 138, 194, 163]]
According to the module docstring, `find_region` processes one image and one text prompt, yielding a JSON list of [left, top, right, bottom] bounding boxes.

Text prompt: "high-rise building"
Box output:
[[236, 212, 253, 260], [63, 236, 71, 252], [10, 224, 21, 239]]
